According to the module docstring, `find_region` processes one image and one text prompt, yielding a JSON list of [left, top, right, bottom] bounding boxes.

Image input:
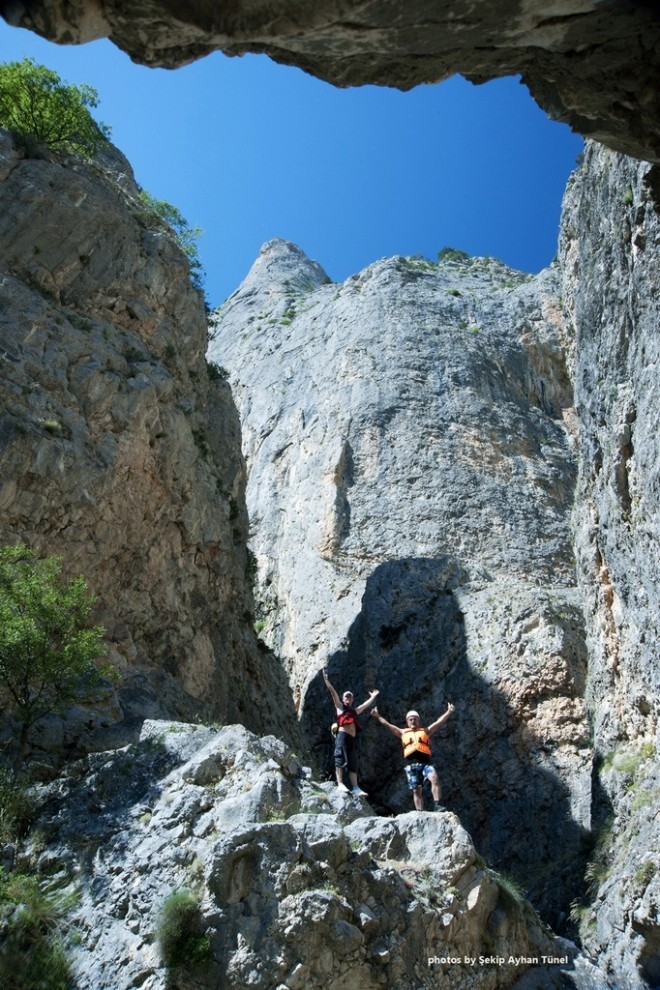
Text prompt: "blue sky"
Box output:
[[1, 21, 583, 308]]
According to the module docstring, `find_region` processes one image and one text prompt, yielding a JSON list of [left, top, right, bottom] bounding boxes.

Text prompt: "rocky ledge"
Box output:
[[17, 720, 590, 990]]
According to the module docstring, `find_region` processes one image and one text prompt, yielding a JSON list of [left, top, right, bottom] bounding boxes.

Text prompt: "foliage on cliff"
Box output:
[[138, 189, 205, 291], [0, 57, 110, 157], [0, 545, 107, 759]]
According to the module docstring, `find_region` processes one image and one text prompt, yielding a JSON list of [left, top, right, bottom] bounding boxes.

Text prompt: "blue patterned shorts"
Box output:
[[404, 763, 437, 790]]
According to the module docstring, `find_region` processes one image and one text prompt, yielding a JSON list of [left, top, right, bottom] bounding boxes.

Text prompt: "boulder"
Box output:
[[24, 720, 564, 990]]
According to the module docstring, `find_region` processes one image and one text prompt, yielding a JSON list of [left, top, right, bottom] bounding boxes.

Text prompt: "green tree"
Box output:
[[0, 545, 107, 764], [138, 189, 205, 291], [0, 57, 110, 156]]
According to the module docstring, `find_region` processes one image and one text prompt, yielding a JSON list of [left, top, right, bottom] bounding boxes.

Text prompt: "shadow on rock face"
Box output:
[[301, 556, 596, 932]]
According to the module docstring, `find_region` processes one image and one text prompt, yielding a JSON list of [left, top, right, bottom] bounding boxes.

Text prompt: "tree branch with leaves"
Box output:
[[0, 545, 110, 768], [0, 57, 110, 157]]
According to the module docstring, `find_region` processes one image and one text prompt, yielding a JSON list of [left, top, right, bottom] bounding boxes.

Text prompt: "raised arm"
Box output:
[[427, 702, 455, 736], [322, 668, 342, 711], [355, 689, 379, 715], [370, 706, 403, 738]]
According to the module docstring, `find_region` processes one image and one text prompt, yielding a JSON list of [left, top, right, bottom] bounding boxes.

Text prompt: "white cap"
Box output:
[[406, 710, 420, 719]]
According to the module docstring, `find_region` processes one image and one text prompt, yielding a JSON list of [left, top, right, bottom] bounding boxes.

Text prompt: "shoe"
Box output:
[[351, 787, 367, 796], [337, 782, 351, 792], [433, 801, 444, 812]]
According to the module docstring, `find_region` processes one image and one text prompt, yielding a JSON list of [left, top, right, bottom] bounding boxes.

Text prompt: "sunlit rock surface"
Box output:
[[0, 129, 297, 749], [559, 140, 660, 990], [36, 720, 566, 990], [208, 238, 591, 925]]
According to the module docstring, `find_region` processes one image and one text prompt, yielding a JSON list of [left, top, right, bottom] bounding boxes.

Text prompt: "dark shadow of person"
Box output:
[[301, 556, 601, 934]]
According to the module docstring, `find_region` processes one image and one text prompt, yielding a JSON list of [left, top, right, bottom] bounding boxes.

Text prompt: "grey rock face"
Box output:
[[208, 238, 591, 922], [1, 46, 659, 988], [0, 130, 297, 748], [560, 142, 660, 987], [3, 1, 660, 163], [561, 141, 660, 754], [29, 719, 564, 990]]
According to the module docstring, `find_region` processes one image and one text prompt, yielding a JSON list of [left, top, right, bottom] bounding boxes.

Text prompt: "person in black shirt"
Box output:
[[323, 668, 379, 795]]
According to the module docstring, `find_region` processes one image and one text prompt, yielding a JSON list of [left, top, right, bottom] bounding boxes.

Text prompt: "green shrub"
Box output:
[[602, 742, 655, 779], [0, 57, 109, 157], [582, 817, 615, 895], [568, 897, 593, 931], [413, 867, 439, 902], [491, 870, 527, 915], [156, 889, 211, 971], [437, 246, 470, 263], [0, 872, 76, 990], [245, 548, 258, 585], [42, 419, 63, 435], [403, 255, 436, 273], [206, 360, 229, 382], [137, 190, 205, 291], [631, 788, 660, 812], [0, 545, 109, 766], [0, 769, 36, 842], [633, 861, 657, 888]]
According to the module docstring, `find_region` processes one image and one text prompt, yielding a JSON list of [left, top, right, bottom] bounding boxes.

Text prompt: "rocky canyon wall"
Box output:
[[0, 129, 298, 753], [561, 142, 660, 752], [1, 5, 660, 981], [560, 141, 660, 989], [3, 133, 656, 986], [0, 130, 599, 985], [208, 139, 660, 985], [208, 239, 591, 925]]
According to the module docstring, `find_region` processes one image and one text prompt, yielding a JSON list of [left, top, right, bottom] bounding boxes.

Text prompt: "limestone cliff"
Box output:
[[1, 49, 660, 987], [560, 141, 660, 989], [208, 239, 591, 925], [561, 142, 660, 753], [34, 720, 569, 990], [0, 128, 297, 751], [208, 140, 660, 986], [2, 0, 660, 164]]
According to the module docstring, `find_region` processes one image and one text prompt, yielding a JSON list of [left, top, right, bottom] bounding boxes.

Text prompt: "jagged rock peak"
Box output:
[[209, 236, 589, 927], [224, 237, 331, 304]]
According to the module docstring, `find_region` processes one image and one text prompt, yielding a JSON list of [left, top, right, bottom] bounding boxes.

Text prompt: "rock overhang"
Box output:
[[1, 0, 660, 164]]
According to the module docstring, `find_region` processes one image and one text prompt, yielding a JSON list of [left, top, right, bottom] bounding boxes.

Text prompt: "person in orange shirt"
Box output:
[[371, 704, 455, 811], [323, 668, 379, 795]]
